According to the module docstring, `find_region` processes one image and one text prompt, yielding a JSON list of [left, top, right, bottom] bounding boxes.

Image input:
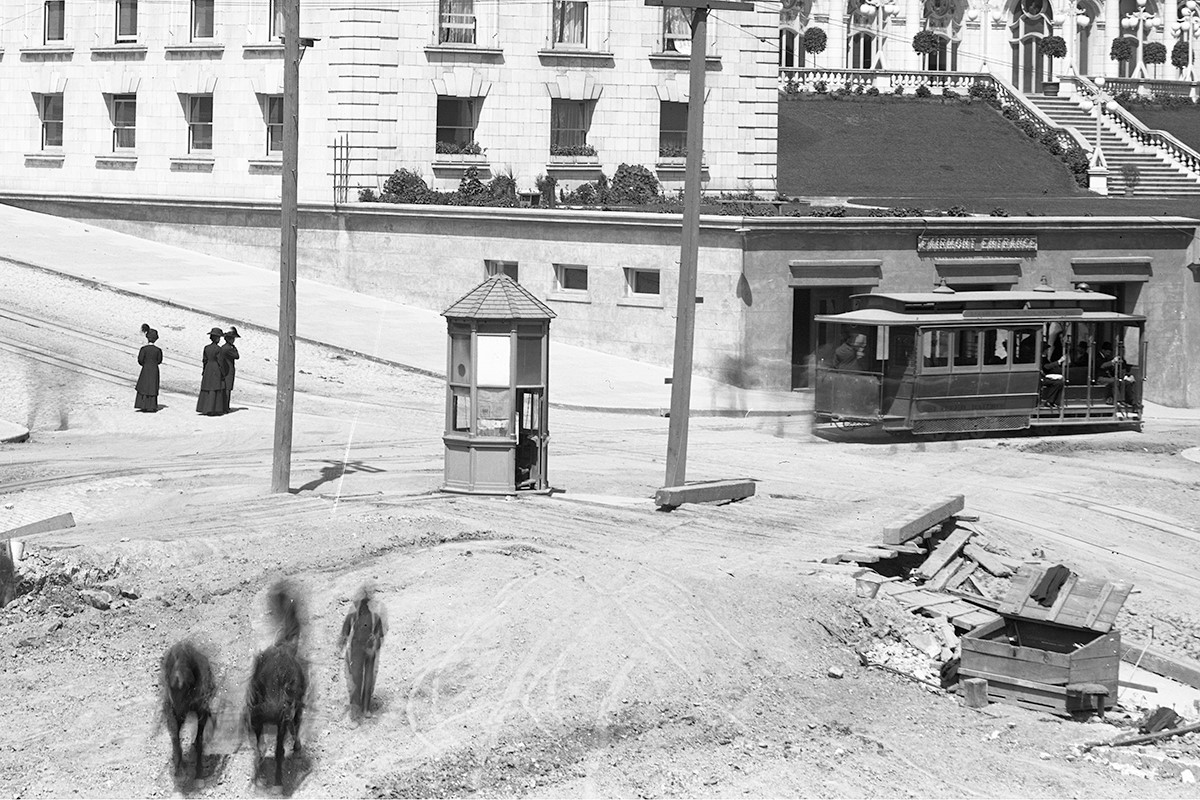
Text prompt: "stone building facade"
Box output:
[[0, 0, 779, 203]]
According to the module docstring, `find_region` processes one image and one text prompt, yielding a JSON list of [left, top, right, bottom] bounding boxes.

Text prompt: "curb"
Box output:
[[0, 421, 30, 444]]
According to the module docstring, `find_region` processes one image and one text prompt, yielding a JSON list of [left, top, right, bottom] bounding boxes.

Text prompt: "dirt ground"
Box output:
[[2, 263, 1200, 798]]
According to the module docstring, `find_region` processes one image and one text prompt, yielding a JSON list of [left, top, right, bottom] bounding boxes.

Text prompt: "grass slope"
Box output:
[[1125, 105, 1200, 155], [777, 95, 1087, 199]]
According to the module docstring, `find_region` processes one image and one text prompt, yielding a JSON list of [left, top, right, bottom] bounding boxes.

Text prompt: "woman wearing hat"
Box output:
[[135, 323, 162, 412], [218, 326, 240, 410], [196, 326, 227, 416]]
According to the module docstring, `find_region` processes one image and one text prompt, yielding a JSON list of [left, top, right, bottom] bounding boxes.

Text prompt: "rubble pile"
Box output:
[[853, 599, 959, 688], [0, 546, 136, 621]]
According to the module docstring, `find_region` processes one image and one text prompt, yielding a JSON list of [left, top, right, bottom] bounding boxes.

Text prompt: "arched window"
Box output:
[[926, 34, 958, 70], [1010, 0, 1053, 92]]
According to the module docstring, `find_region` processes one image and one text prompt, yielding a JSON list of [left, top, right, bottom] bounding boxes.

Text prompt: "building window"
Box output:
[[192, 0, 214, 40], [188, 95, 213, 153], [436, 97, 480, 149], [550, 99, 591, 152], [439, 0, 476, 44], [779, 29, 804, 68], [112, 94, 136, 150], [269, 0, 280, 39], [625, 268, 660, 296], [659, 101, 688, 156], [44, 0, 65, 43], [663, 6, 690, 52], [486, 260, 518, 281], [553, 0, 588, 47], [555, 264, 588, 292], [115, 0, 137, 41], [40, 94, 64, 149], [265, 95, 283, 154]]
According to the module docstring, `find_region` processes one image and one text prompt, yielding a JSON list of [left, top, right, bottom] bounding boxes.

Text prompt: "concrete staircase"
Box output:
[[1028, 95, 1200, 196]]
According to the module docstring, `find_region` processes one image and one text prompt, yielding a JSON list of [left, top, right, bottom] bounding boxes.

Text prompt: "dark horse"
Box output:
[[160, 640, 216, 782], [245, 581, 309, 787]]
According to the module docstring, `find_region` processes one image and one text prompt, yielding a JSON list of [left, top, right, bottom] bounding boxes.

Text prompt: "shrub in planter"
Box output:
[[535, 173, 557, 207], [942, 87, 959, 99], [358, 187, 377, 202], [550, 143, 597, 157], [912, 30, 940, 55], [854, 84, 865, 95], [659, 143, 687, 157], [382, 168, 432, 203], [1061, 145, 1090, 187], [610, 163, 660, 205], [866, 85, 880, 96], [1001, 104, 1020, 119], [1120, 163, 1142, 193], [947, 205, 969, 217], [1015, 118, 1040, 137], [803, 27, 828, 55], [814, 79, 829, 94], [810, 205, 847, 217], [1144, 41, 1167, 66], [915, 84, 932, 98], [1110, 36, 1136, 64], [968, 82, 999, 103], [990, 206, 1010, 217], [1173, 40, 1190, 70], [783, 75, 801, 97], [1039, 35, 1067, 59], [893, 84, 905, 95], [435, 140, 484, 156]]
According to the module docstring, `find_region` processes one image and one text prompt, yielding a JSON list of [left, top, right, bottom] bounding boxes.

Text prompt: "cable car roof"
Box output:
[[857, 290, 1117, 304], [814, 308, 1147, 325]]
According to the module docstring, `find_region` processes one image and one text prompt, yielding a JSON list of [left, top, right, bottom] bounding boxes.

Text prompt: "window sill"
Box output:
[[165, 43, 226, 55], [248, 158, 282, 173], [546, 291, 591, 304], [92, 43, 148, 55], [95, 154, 137, 169], [617, 296, 664, 309], [648, 51, 721, 65], [20, 46, 74, 57], [170, 156, 215, 172], [424, 43, 503, 57], [243, 42, 284, 54], [546, 156, 602, 172], [537, 48, 614, 61], [655, 158, 708, 174], [24, 152, 65, 166]]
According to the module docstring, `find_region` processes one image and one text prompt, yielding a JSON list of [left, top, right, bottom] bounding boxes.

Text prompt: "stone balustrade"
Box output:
[[1072, 74, 1200, 177]]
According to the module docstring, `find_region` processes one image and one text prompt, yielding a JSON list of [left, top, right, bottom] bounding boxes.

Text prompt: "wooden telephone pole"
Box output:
[[648, 0, 752, 495], [271, 0, 301, 493]]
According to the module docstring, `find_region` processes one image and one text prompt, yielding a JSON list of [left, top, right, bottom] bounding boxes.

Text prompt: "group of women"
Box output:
[[133, 324, 241, 415]]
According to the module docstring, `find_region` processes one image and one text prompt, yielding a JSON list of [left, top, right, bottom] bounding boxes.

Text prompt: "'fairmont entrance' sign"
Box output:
[[917, 235, 1038, 253]]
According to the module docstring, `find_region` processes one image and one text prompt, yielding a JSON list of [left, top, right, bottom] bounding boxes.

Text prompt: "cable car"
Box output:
[[812, 287, 1146, 436]]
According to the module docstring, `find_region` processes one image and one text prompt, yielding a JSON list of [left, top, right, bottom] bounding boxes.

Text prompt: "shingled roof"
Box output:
[[442, 275, 557, 320]]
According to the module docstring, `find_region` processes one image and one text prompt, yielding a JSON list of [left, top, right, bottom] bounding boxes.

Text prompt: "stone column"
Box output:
[[906, 0, 924, 69], [1104, 0, 1121, 79]]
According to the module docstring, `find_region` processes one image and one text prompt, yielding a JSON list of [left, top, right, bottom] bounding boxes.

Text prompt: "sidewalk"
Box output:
[[0, 204, 805, 416]]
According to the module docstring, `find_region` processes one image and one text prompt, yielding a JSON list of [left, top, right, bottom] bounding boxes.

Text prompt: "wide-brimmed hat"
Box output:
[[224, 326, 240, 340], [208, 327, 224, 337]]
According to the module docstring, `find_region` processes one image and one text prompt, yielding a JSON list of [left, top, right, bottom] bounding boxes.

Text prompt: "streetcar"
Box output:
[[812, 287, 1146, 436]]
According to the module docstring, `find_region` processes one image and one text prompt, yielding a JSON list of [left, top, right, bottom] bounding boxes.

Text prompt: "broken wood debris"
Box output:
[[1082, 719, 1200, 752]]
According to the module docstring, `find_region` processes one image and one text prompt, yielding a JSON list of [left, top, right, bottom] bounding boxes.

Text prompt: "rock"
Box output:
[[1038, 752, 1052, 760], [905, 631, 942, 659], [41, 619, 61, 634], [119, 588, 140, 600], [79, 589, 112, 611], [827, 666, 844, 679], [1183, 769, 1196, 784]]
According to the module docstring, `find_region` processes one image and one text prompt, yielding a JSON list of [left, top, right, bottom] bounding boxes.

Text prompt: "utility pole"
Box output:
[[272, 0, 301, 493], [649, 0, 752, 491]]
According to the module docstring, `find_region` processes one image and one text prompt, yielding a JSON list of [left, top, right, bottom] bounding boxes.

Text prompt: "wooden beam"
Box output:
[[914, 526, 974, 581], [2, 512, 75, 538], [1120, 642, 1200, 689], [881, 495, 965, 545], [654, 478, 756, 509], [927, 556, 966, 592], [945, 560, 978, 591], [962, 543, 1013, 577]]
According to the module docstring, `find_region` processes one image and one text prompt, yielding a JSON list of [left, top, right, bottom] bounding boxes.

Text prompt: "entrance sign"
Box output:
[[918, 235, 1038, 253]]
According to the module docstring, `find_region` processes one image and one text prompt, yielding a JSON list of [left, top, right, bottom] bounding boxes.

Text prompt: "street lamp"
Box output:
[[1121, 0, 1162, 80], [1078, 76, 1115, 194], [1169, 0, 1200, 82], [856, 0, 899, 70], [966, 0, 998, 69]]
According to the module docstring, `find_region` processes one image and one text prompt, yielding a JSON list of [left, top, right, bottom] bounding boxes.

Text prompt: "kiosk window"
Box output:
[[450, 334, 471, 384], [476, 388, 511, 437], [451, 387, 470, 432]]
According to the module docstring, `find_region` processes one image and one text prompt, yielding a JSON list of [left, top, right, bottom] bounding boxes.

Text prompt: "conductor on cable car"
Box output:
[[832, 332, 868, 371]]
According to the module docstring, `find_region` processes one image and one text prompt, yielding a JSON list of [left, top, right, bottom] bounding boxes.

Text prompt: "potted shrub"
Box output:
[[803, 27, 827, 67], [1143, 41, 1167, 79], [1110, 36, 1137, 70], [1039, 35, 1067, 93], [912, 30, 940, 68], [1172, 40, 1190, 75], [1120, 163, 1141, 196]]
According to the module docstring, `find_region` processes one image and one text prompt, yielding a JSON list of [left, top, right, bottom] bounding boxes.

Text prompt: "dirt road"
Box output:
[[2, 265, 1200, 798]]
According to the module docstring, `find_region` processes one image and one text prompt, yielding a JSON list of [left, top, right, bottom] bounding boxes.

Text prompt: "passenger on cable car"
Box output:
[[1040, 343, 1066, 408], [1097, 342, 1140, 408], [832, 332, 868, 371]]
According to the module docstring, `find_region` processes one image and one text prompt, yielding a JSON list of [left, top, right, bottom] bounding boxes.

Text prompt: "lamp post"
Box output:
[[1078, 76, 1115, 195], [966, 0, 997, 70], [1121, 0, 1162, 80], [856, 0, 899, 69], [1169, 0, 1200, 82]]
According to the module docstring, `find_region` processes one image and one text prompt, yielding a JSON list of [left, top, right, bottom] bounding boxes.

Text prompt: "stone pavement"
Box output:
[[0, 204, 804, 417]]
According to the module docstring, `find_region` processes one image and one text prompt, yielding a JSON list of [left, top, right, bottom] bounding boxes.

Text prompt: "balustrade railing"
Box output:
[[1072, 74, 1200, 177], [1102, 76, 1199, 98]]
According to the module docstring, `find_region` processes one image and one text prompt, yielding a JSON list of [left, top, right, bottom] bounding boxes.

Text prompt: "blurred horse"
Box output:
[[245, 581, 309, 787], [160, 640, 216, 782]]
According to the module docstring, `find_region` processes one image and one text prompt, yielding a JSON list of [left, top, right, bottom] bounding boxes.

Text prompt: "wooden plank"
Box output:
[[948, 587, 1001, 610], [961, 670, 1069, 713], [962, 543, 1013, 577], [880, 494, 965, 545], [960, 667, 1070, 694], [1118, 679, 1158, 693], [926, 556, 966, 591], [888, 542, 927, 555], [655, 479, 755, 509], [914, 528, 974, 581], [860, 546, 899, 558], [2, 512, 76, 538], [841, 550, 881, 563], [1120, 642, 1200, 690], [946, 560, 978, 591], [962, 652, 1071, 686], [962, 637, 1072, 668], [952, 610, 1002, 629], [999, 564, 1040, 616]]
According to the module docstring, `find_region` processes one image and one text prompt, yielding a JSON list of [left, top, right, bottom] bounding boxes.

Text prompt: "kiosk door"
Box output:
[[515, 389, 546, 490]]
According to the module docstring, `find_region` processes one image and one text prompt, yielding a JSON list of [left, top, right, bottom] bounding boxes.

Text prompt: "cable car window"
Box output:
[[923, 330, 951, 369], [982, 328, 1009, 366], [954, 330, 980, 368], [1012, 329, 1038, 364]]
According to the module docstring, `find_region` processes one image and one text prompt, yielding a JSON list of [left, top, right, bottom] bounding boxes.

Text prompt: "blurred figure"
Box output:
[[196, 327, 226, 416], [219, 327, 240, 410], [338, 589, 387, 721], [832, 332, 868, 371], [135, 323, 162, 413], [245, 580, 309, 787], [160, 640, 216, 783]]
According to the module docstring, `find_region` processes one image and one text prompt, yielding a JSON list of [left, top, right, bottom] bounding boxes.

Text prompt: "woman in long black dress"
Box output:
[[196, 327, 226, 416], [218, 326, 240, 410], [135, 323, 162, 412]]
